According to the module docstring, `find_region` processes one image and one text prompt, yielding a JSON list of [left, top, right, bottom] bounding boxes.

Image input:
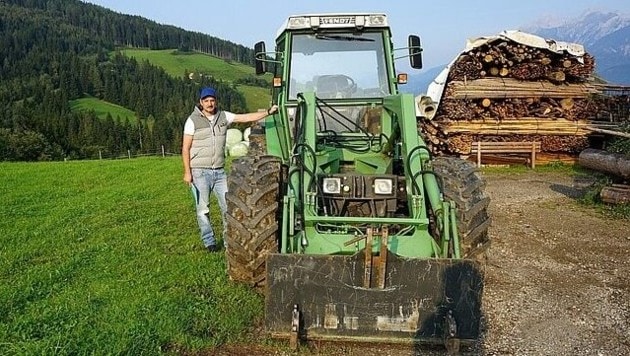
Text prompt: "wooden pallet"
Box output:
[[471, 141, 542, 168]]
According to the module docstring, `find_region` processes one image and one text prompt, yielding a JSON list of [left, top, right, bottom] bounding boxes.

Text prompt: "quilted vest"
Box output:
[[189, 108, 228, 169]]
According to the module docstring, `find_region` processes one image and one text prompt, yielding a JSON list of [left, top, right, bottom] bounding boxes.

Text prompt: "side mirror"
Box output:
[[254, 41, 267, 75], [408, 35, 423, 69]]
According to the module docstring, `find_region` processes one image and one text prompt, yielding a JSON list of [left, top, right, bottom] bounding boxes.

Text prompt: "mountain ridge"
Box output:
[[524, 9, 630, 85]]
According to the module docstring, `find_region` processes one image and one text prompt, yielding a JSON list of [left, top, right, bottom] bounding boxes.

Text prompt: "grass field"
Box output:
[[0, 157, 264, 354], [119, 49, 255, 81], [69, 97, 138, 124]]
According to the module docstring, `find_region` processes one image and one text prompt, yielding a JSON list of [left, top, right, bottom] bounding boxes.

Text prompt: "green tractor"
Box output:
[[225, 13, 491, 350]]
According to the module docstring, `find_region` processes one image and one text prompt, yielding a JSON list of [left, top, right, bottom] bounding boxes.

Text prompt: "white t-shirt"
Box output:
[[183, 111, 236, 135]]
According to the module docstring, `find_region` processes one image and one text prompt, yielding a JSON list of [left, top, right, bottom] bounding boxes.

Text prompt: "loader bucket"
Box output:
[[265, 252, 483, 346]]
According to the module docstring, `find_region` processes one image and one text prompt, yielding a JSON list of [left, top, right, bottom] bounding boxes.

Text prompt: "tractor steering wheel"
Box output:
[[316, 74, 357, 98], [334, 74, 357, 94]]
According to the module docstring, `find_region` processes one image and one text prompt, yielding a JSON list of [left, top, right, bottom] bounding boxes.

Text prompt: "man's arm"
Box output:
[[232, 105, 278, 123], [182, 134, 193, 184]]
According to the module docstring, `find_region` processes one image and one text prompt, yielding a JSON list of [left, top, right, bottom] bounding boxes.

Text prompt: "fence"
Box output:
[[64, 145, 178, 161]]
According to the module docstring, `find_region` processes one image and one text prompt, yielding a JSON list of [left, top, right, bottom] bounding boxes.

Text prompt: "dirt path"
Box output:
[[211, 171, 630, 355]]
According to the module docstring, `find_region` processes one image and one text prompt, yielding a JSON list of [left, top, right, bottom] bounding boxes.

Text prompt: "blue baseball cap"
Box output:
[[199, 87, 217, 99]]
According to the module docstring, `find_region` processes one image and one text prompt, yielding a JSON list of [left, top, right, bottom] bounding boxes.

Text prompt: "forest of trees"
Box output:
[[0, 0, 257, 161]]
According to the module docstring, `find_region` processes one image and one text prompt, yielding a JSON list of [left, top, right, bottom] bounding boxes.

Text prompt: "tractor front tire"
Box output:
[[432, 157, 491, 259], [225, 155, 282, 289]]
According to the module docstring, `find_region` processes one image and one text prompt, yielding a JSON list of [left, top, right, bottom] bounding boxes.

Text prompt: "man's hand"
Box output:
[[183, 171, 192, 185], [267, 105, 279, 115]]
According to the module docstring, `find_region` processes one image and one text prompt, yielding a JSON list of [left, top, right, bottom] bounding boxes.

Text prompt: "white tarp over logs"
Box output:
[[419, 30, 586, 115]]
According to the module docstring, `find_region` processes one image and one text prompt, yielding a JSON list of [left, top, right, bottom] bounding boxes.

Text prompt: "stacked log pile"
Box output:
[[590, 85, 630, 123], [420, 33, 618, 161]]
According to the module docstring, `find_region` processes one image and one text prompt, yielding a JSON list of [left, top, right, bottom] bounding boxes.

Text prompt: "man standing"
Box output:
[[182, 87, 278, 252]]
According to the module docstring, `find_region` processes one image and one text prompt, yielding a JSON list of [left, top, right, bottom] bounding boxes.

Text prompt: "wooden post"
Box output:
[[363, 228, 373, 288], [161, 145, 165, 157], [377, 227, 389, 289], [476, 141, 482, 167], [531, 142, 536, 169]]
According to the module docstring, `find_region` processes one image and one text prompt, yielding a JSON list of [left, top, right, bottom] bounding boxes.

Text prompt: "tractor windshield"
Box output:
[[288, 32, 390, 100]]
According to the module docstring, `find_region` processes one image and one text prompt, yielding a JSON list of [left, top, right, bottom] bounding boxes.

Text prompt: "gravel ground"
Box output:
[[479, 171, 630, 356], [207, 170, 630, 356]]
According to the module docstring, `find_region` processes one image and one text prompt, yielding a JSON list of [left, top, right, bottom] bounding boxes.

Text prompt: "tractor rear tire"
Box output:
[[432, 157, 491, 259], [225, 155, 282, 290]]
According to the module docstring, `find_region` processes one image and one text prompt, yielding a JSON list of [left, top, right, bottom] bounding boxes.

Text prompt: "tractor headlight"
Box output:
[[373, 178, 393, 195], [323, 178, 342, 194]]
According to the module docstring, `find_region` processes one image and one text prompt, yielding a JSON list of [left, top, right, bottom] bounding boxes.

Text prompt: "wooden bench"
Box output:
[[471, 141, 542, 168]]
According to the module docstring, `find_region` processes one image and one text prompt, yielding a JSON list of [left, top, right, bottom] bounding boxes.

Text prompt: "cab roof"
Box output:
[[276, 13, 389, 38]]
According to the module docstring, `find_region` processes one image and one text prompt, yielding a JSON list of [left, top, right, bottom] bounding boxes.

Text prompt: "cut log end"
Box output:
[[600, 185, 630, 205], [547, 71, 566, 82]]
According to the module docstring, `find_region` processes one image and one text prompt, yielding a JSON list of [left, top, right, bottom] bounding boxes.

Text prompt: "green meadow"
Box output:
[[119, 49, 254, 81], [69, 97, 138, 124], [0, 157, 265, 354]]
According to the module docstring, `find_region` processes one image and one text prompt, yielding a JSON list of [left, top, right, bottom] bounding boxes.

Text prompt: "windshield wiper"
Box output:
[[315, 34, 374, 42]]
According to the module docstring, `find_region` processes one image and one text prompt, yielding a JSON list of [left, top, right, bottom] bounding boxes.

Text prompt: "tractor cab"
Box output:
[[255, 14, 422, 137]]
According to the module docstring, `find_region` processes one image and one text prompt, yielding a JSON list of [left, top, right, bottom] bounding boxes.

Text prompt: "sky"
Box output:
[[85, 0, 630, 71]]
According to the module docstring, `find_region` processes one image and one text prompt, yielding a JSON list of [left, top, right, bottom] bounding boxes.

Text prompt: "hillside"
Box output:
[[0, 0, 264, 161], [119, 48, 272, 111]]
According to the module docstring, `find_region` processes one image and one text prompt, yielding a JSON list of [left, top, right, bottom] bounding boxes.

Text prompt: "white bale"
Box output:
[[229, 142, 249, 157], [244, 127, 251, 141], [226, 128, 243, 147]]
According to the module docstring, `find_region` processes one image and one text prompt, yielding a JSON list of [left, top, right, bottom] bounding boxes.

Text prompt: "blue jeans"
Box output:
[[191, 168, 228, 248]]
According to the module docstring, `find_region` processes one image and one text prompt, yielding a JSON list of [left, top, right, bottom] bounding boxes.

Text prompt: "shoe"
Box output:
[[206, 245, 221, 253]]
